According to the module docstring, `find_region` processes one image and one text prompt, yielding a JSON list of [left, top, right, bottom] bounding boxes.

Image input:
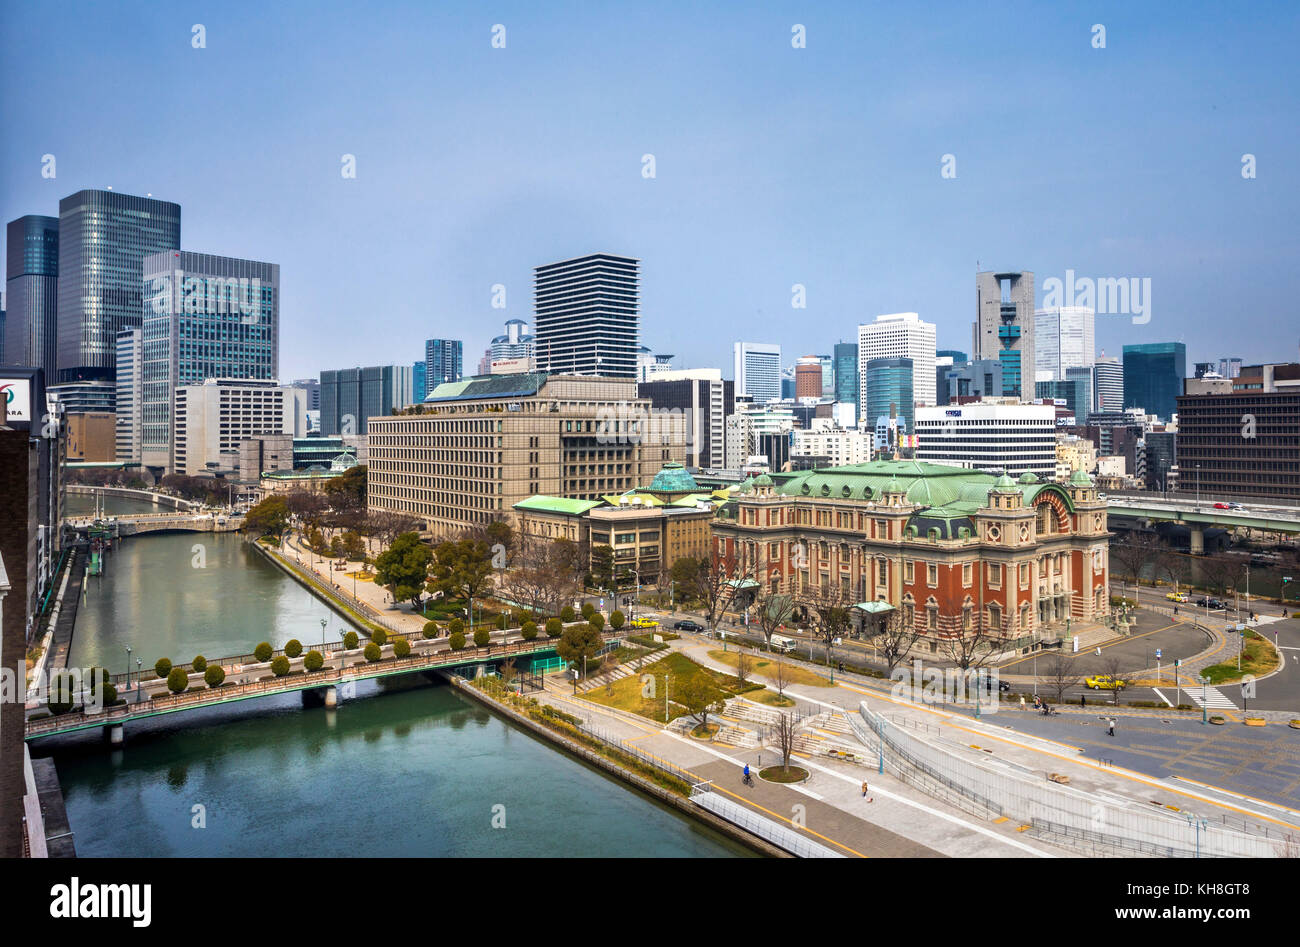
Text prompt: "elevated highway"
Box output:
[[1106, 494, 1300, 552]]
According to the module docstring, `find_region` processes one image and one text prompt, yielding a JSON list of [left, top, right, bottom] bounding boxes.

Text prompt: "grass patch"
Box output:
[[748, 689, 797, 707], [585, 651, 759, 723], [1200, 634, 1281, 685], [691, 722, 719, 739], [759, 765, 808, 783], [707, 650, 830, 688]]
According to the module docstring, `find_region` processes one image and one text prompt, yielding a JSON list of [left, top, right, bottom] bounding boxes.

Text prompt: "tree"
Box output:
[[560, 605, 576, 623], [580, 602, 596, 621], [343, 631, 359, 650], [735, 647, 751, 684], [285, 639, 303, 658], [371, 627, 388, 646], [496, 612, 507, 630], [473, 627, 490, 649], [753, 588, 796, 652], [423, 620, 439, 639], [589, 612, 606, 633], [373, 532, 433, 610], [205, 665, 226, 688], [166, 667, 189, 694], [773, 712, 797, 774], [285, 490, 329, 524], [243, 495, 290, 539], [1110, 532, 1163, 597], [342, 530, 366, 561], [869, 608, 921, 676], [1099, 654, 1127, 705], [498, 535, 584, 616], [590, 544, 615, 591], [521, 621, 538, 641], [1043, 653, 1079, 704], [694, 554, 757, 633], [304, 650, 324, 672], [556, 624, 603, 677], [155, 657, 173, 679], [802, 581, 853, 669], [364, 642, 382, 662], [448, 618, 464, 637], [545, 617, 562, 638], [271, 655, 291, 677], [610, 610, 625, 630], [939, 620, 1001, 672], [670, 556, 702, 604], [772, 653, 790, 698], [329, 535, 345, 558], [429, 538, 495, 607], [393, 637, 411, 658], [677, 674, 726, 732], [449, 632, 467, 651], [324, 463, 367, 509], [254, 642, 273, 662], [190, 655, 206, 674]]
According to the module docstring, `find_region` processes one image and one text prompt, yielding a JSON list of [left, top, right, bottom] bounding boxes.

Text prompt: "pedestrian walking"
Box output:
[[862, 780, 868, 797], [1081, 694, 1086, 707], [1107, 718, 1115, 737], [1019, 695, 1026, 710]]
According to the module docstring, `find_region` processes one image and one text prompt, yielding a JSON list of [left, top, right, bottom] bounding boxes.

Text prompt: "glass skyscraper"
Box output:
[[139, 251, 278, 470], [833, 341, 858, 411], [865, 356, 915, 439], [413, 360, 427, 402], [56, 190, 180, 382], [320, 364, 413, 436], [1123, 342, 1186, 422], [534, 253, 639, 377], [4, 215, 59, 378], [425, 338, 463, 387]]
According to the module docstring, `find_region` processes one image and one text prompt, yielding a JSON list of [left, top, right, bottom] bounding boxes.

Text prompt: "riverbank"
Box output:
[[251, 537, 384, 638], [447, 673, 783, 858]]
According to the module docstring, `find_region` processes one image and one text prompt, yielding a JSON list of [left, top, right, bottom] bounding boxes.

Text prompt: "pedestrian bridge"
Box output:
[[24, 632, 609, 742], [64, 512, 244, 536]]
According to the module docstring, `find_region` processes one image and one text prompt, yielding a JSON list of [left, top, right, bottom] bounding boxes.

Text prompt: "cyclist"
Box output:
[[742, 763, 752, 786]]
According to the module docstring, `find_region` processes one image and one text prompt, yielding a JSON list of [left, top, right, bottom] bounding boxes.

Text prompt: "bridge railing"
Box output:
[[29, 633, 613, 736]]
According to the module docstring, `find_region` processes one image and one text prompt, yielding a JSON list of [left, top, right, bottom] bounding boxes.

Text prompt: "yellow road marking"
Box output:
[[993, 816, 1009, 824]]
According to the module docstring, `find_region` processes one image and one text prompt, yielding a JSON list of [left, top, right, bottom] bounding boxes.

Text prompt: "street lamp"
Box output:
[[136, 659, 143, 703], [320, 617, 327, 648], [126, 646, 132, 699]]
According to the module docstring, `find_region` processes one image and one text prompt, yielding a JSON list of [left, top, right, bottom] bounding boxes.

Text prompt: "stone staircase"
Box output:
[[576, 649, 661, 694]]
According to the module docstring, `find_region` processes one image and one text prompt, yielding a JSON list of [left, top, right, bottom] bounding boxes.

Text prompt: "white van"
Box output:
[[770, 634, 797, 654]]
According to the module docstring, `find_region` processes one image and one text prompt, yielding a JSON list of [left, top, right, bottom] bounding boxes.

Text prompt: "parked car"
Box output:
[[1166, 591, 1189, 603], [673, 620, 703, 632], [1085, 675, 1128, 690], [1195, 597, 1227, 609]]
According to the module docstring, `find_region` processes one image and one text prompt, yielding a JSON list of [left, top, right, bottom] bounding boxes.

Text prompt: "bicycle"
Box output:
[[742, 771, 754, 787]]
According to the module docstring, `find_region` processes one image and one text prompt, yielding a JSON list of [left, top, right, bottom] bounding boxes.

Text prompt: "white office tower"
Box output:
[[857, 312, 936, 413], [914, 401, 1057, 478], [1034, 306, 1095, 380], [733, 341, 781, 403], [172, 379, 306, 476], [114, 328, 142, 463], [1093, 355, 1123, 412]]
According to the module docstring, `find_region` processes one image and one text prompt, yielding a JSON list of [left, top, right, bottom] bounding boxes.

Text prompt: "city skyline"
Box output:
[[2, 2, 1297, 384]]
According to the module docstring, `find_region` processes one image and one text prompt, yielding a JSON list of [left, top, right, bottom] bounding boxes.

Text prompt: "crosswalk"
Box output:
[[1178, 683, 1238, 710]]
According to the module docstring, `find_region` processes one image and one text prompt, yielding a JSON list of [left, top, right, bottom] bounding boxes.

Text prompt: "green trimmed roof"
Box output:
[[648, 462, 699, 493], [425, 372, 549, 402], [512, 495, 603, 516]]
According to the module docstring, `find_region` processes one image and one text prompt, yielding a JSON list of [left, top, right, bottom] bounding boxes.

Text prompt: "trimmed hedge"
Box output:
[[205, 664, 226, 688], [364, 642, 382, 662], [285, 639, 303, 659], [449, 632, 466, 651], [589, 613, 606, 632], [423, 620, 439, 639], [155, 657, 173, 679], [610, 610, 625, 630], [254, 642, 273, 662], [473, 628, 490, 648], [167, 667, 189, 694], [560, 606, 576, 623], [448, 618, 464, 636], [191, 655, 207, 674], [271, 655, 291, 677], [496, 613, 508, 630], [545, 617, 563, 638], [393, 637, 411, 658], [372, 627, 388, 647], [521, 621, 538, 641], [304, 650, 324, 672], [343, 631, 359, 650]]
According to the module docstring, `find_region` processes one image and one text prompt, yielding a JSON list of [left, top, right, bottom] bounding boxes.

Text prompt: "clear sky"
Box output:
[[3, 1, 1297, 382]]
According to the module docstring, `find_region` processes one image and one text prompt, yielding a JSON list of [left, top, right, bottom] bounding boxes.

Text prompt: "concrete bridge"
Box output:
[[64, 512, 244, 536], [1107, 495, 1300, 554], [64, 484, 195, 511], [24, 631, 610, 743]]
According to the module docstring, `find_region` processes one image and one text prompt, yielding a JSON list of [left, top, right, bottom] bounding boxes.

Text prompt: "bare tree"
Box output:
[[752, 587, 795, 652], [772, 712, 797, 775], [772, 653, 790, 699], [801, 580, 853, 669], [869, 607, 921, 676], [939, 615, 1003, 672], [1110, 532, 1163, 599], [735, 647, 751, 685], [1099, 653, 1127, 705], [1042, 652, 1079, 704], [694, 554, 756, 634]]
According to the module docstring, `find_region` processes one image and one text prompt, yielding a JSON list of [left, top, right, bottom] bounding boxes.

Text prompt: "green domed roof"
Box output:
[[648, 462, 699, 493], [754, 473, 773, 486], [1069, 468, 1094, 486], [1018, 472, 1039, 484], [885, 475, 904, 493], [993, 473, 1018, 491]]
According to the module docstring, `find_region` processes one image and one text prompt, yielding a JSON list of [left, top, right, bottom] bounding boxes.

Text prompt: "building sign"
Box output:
[[944, 409, 962, 417], [0, 378, 32, 423], [491, 357, 531, 375]]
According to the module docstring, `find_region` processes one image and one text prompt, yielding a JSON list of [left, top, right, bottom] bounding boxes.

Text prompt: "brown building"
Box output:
[[65, 411, 117, 462], [368, 373, 685, 537], [795, 356, 823, 399]]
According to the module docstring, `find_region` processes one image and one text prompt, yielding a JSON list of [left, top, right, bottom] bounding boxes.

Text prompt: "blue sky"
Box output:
[[3, 1, 1297, 381]]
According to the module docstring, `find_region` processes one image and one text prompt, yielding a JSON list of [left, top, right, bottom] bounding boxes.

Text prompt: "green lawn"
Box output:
[[707, 650, 830, 688], [585, 651, 761, 723], [1200, 631, 1281, 685]]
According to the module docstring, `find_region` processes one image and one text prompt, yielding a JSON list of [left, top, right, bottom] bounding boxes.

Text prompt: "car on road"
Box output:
[[629, 618, 659, 629], [1213, 502, 1231, 509], [1228, 502, 1245, 510], [1195, 597, 1228, 609], [1165, 591, 1189, 603], [1085, 675, 1128, 690], [673, 620, 703, 632]]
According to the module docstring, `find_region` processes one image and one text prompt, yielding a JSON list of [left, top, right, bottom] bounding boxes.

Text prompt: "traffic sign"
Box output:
[[1155, 648, 1162, 660]]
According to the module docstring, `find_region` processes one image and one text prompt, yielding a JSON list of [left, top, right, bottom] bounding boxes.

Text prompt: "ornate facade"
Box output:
[[710, 461, 1110, 647]]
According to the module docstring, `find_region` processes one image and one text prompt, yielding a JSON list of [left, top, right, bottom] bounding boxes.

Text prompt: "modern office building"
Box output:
[[1218, 357, 1243, 380], [1123, 342, 1186, 423], [1143, 431, 1177, 492], [795, 355, 823, 399], [425, 338, 463, 387], [1094, 356, 1123, 412], [937, 349, 968, 366], [636, 345, 674, 383], [711, 461, 1110, 641], [939, 359, 1004, 404], [368, 374, 680, 536], [290, 378, 321, 412], [114, 328, 142, 463], [4, 216, 59, 379], [172, 378, 305, 476], [320, 364, 414, 437], [791, 424, 875, 466], [489, 319, 535, 364], [733, 341, 781, 404], [974, 271, 1035, 400], [56, 190, 181, 383], [724, 400, 795, 469], [533, 253, 639, 377], [412, 361, 426, 403], [1176, 363, 1300, 501], [864, 356, 915, 440], [833, 341, 859, 413], [915, 401, 1057, 478], [637, 369, 734, 470], [1034, 375, 1089, 421], [818, 355, 834, 398], [857, 313, 936, 424], [46, 380, 115, 414], [138, 251, 279, 472], [1034, 306, 1095, 380]]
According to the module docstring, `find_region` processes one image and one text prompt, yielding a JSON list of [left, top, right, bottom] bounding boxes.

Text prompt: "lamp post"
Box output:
[[319, 618, 327, 651], [126, 646, 132, 699], [136, 659, 142, 703]]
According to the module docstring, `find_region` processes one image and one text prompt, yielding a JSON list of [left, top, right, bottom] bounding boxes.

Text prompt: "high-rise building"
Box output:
[[1034, 306, 1095, 380], [425, 338, 463, 387], [857, 312, 936, 419], [412, 361, 427, 403], [795, 355, 823, 399], [974, 271, 1035, 400], [833, 342, 859, 413], [1123, 342, 1186, 423], [1094, 356, 1123, 412], [4, 216, 59, 378], [533, 253, 638, 377], [818, 355, 834, 398], [1193, 362, 1218, 379], [940, 359, 1004, 403], [865, 356, 915, 439], [937, 349, 968, 365], [290, 378, 321, 411], [637, 345, 674, 382], [172, 378, 305, 476], [1035, 376, 1089, 421], [56, 190, 181, 382], [490, 319, 535, 363], [1218, 357, 1243, 379], [916, 401, 1057, 478], [638, 369, 734, 470], [138, 251, 279, 472], [115, 328, 142, 463], [320, 365, 414, 436], [733, 342, 781, 404]]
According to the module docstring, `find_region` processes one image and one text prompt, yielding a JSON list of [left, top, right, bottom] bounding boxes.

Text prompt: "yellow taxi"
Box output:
[[1084, 675, 1128, 690], [629, 618, 659, 629], [1165, 591, 1189, 603]]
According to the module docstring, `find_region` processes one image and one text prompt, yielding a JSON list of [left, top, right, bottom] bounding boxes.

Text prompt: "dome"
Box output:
[[754, 473, 773, 487], [993, 473, 1018, 491], [648, 462, 699, 493], [1018, 472, 1039, 484], [885, 475, 904, 493], [1069, 468, 1094, 486]]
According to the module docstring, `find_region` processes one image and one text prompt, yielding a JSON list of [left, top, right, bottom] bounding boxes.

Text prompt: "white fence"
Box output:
[[858, 702, 1292, 858], [690, 787, 845, 858]]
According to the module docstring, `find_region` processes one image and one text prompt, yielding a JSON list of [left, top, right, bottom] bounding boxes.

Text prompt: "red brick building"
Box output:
[[710, 461, 1110, 648]]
